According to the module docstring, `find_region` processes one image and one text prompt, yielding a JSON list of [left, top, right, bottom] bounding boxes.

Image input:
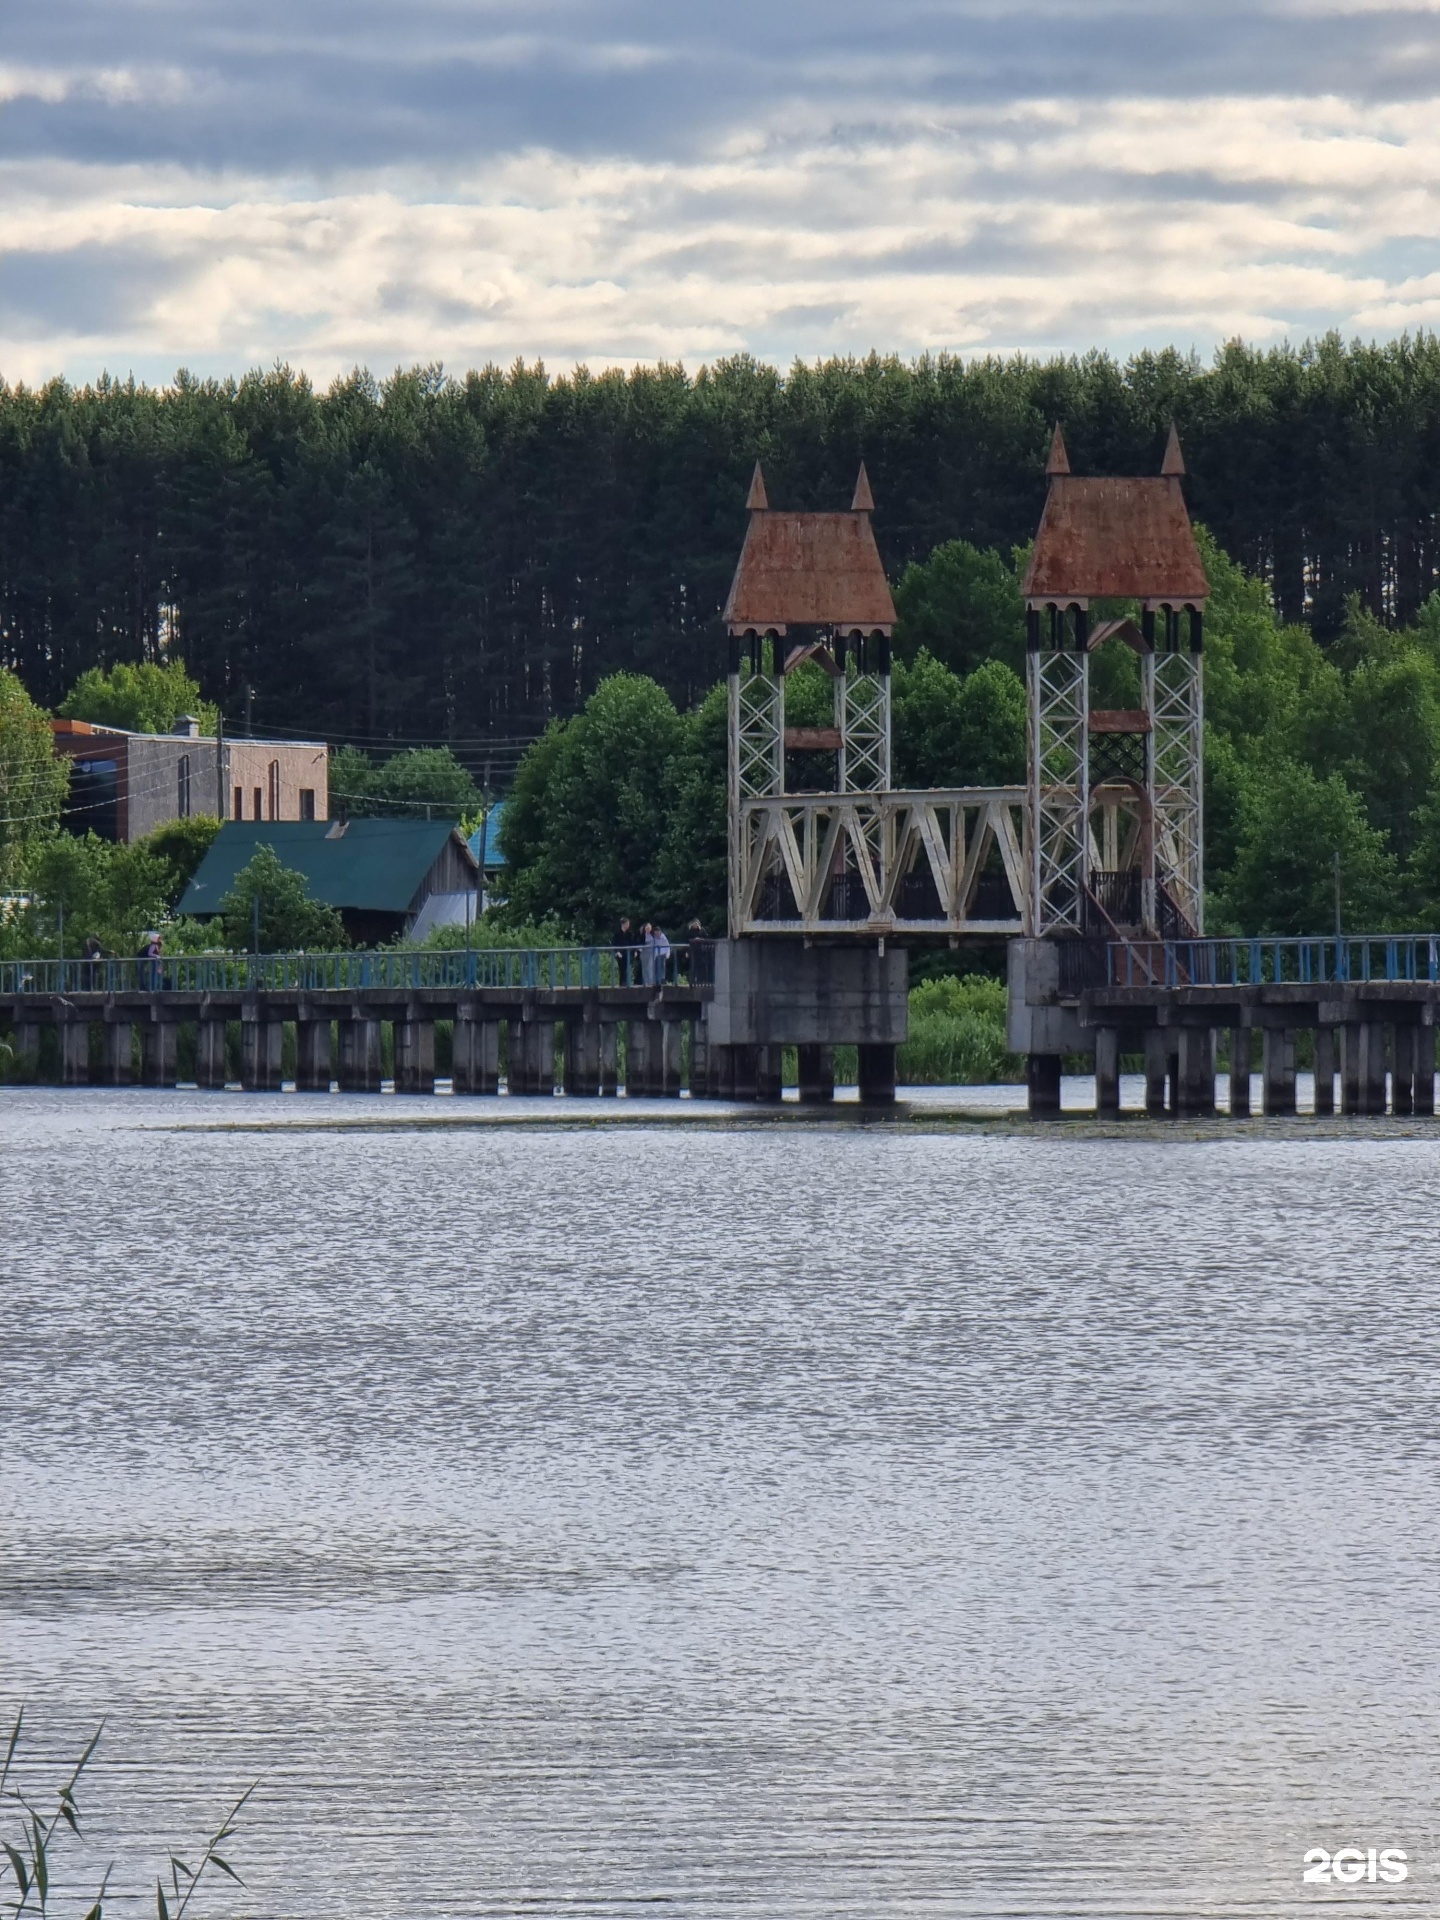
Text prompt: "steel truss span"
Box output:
[[730, 789, 1027, 937]]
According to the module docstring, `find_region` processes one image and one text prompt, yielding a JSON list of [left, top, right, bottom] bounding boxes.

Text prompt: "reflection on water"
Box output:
[[2, 1087, 1438, 1917]]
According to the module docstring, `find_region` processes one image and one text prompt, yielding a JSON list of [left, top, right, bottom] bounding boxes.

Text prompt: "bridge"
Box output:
[[3, 437, 1430, 1117]]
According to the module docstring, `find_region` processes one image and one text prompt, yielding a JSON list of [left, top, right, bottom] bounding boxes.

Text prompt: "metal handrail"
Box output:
[[1106, 935, 1440, 988], [0, 944, 710, 996]]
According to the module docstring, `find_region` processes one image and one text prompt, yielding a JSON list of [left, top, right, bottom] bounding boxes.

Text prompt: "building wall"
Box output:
[[124, 735, 226, 840], [53, 723, 329, 841], [225, 742, 329, 826]]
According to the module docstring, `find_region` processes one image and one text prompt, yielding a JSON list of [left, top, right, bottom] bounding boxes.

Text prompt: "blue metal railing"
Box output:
[[0, 944, 709, 997], [1106, 935, 1440, 989]]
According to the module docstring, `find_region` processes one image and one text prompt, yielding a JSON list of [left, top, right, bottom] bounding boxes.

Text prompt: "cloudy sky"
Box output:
[[2, 0, 1438, 385]]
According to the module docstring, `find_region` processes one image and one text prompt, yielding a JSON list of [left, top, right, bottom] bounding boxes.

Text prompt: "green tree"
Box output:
[[26, 832, 175, 954], [329, 745, 479, 819], [501, 674, 685, 938], [893, 540, 1026, 675], [892, 651, 1025, 787], [0, 668, 70, 885], [58, 658, 219, 735], [139, 815, 224, 907], [218, 844, 347, 951], [1218, 762, 1397, 935], [654, 680, 728, 931]]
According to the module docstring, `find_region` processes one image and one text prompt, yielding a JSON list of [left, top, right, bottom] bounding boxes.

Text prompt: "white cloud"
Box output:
[[1, 13, 1439, 381]]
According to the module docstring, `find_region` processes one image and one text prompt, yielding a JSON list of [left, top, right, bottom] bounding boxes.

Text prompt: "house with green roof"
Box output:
[[180, 818, 479, 945]]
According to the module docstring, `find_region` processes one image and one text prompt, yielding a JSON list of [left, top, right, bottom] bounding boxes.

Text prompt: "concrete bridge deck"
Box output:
[[0, 942, 903, 1103]]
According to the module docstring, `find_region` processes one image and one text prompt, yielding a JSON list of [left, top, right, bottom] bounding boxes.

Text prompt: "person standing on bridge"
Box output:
[[644, 921, 671, 987], [617, 915, 635, 985]]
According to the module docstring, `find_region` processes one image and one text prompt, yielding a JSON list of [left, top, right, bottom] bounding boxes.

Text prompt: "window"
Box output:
[[268, 761, 280, 820], [177, 754, 191, 819], [253, 787, 262, 820], [299, 787, 316, 821], [233, 785, 243, 821]]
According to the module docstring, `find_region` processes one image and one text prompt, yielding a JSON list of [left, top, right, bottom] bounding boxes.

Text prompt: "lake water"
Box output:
[[3, 1085, 1438, 1917]]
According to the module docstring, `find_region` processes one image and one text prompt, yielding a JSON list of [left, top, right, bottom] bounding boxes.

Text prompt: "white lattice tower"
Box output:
[[1149, 645, 1204, 930], [1027, 644, 1088, 933], [727, 661, 784, 933]]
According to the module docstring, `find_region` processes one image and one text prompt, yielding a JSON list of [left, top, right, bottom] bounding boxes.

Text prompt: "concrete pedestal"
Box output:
[[1343, 1022, 1387, 1115], [1262, 1027, 1296, 1116], [1026, 1051, 1061, 1118], [563, 1018, 601, 1096], [1094, 1027, 1120, 1116], [625, 1020, 655, 1097], [1313, 1028, 1336, 1116], [511, 1019, 554, 1096], [1144, 1029, 1167, 1117], [600, 1022, 620, 1096], [103, 1021, 134, 1086], [659, 1020, 683, 1098], [689, 1020, 710, 1098], [295, 1018, 333, 1092], [755, 1042, 785, 1103], [1228, 1027, 1251, 1117], [196, 1019, 229, 1089], [60, 1020, 90, 1086], [797, 1043, 835, 1104], [141, 1020, 178, 1088], [1416, 1025, 1436, 1116], [1392, 1025, 1416, 1116], [1177, 1026, 1215, 1117], [241, 1016, 284, 1091], [338, 1017, 382, 1093], [452, 1015, 499, 1094], [395, 1019, 435, 1095]]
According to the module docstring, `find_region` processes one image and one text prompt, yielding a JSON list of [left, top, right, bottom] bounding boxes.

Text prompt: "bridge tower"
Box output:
[[722, 462, 897, 935], [1021, 423, 1208, 938]]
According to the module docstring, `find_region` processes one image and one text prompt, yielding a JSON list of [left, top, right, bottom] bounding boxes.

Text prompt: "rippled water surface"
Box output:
[[4, 1087, 1439, 1918]]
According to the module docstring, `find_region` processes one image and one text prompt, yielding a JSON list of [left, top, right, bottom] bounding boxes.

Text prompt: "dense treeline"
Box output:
[[3, 336, 1440, 765]]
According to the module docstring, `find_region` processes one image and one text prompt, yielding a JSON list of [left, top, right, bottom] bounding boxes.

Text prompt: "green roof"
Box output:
[[179, 819, 472, 916]]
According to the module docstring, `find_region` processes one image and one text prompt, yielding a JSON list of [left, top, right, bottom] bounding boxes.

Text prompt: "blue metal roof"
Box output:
[[467, 801, 508, 868]]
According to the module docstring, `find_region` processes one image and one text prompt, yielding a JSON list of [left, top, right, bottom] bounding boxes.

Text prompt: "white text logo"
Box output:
[[1304, 1848, 1408, 1885]]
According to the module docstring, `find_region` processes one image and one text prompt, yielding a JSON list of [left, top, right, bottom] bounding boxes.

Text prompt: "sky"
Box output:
[[1, 0, 1439, 387]]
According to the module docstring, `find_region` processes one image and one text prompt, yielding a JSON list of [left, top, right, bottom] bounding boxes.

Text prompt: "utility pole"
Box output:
[[244, 684, 253, 736], [253, 891, 261, 957], [1333, 849, 1343, 939], [216, 713, 226, 821]]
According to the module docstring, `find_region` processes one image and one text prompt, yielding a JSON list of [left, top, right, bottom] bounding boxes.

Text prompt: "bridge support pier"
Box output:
[[1343, 1022, 1387, 1115], [141, 1018, 178, 1088], [756, 1042, 785, 1103], [625, 1020, 654, 1097], [7, 1020, 41, 1082], [1416, 1025, 1435, 1115], [338, 1017, 382, 1093], [452, 1013, 499, 1094], [511, 1019, 554, 1096], [103, 1020, 133, 1086], [689, 1019, 710, 1098], [659, 1019, 682, 1097], [395, 1019, 435, 1095], [563, 1017, 601, 1096], [1144, 1030, 1167, 1117], [1093, 1027, 1119, 1116], [1228, 1027, 1251, 1116], [600, 1022, 619, 1096], [1026, 1051, 1061, 1118], [59, 1019, 89, 1086], [241, 1014, 284, 1092], [1313, 1028, 1336, 1116], [196, 1019, 228, 1089], [1262, 1028, 1296, 1116], [1177, 1027, 1214, 1118], [797, 1043, 834, 1104], [1393, 1025, 1416, 1116], [295, 1018, 332, 1092]]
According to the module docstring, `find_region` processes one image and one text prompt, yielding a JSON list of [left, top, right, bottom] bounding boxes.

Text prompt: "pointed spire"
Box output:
[[1161, 421, 1185, 477], [1045, 423, 1070, 476], [851, 462, 875, 513], [745, 461, 769, 511]]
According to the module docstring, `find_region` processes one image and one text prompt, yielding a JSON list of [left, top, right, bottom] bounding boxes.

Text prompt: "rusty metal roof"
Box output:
[[1023, 474, 1209, 603], [723, 466, 897, 631]]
